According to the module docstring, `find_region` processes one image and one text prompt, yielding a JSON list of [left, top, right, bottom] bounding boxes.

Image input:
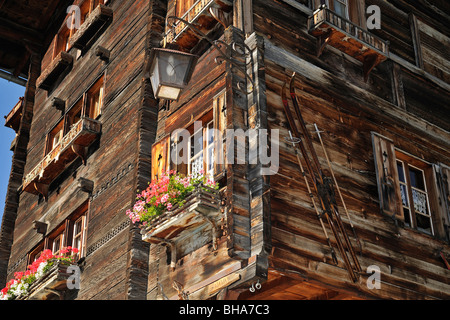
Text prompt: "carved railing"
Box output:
[[310, 7, 389, 55], [23, 117, 101, 197], [309, 7, 389, 81], [164, 0, 232, 48]]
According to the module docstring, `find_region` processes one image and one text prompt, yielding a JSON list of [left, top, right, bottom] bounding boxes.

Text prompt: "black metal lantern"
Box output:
[[148, 48, 199, 101]]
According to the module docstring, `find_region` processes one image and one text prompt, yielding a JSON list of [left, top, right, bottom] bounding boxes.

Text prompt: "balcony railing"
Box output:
[[164, 0, 232, 49], [23, 117, 101, 198], [308, 7, 389, 81]]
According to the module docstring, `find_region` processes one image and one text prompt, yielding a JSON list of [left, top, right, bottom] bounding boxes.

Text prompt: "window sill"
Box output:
[[36, 51, 73, 91], [69, 4, 113, 50]]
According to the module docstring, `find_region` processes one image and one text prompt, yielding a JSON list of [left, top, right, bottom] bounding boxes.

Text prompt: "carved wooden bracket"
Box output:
[[71, 144, 88, 165], [77, 177, 94, 194], [33, 220, 48, 235], [32, 182, 49, 200], [363, 53, 383, 82], [95, 46, 110, 62], [51, 97, 65, 112], [316, 28, 333, 58]]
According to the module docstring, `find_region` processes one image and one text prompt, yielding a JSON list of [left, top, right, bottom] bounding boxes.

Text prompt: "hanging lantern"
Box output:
[[148, 48, 199, 101]]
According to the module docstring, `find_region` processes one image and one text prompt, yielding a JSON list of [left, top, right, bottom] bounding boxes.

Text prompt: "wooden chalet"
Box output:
[[0, 0, 449, 300]]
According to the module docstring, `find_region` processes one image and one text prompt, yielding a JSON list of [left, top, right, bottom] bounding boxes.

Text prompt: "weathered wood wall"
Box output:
[[252, 0, 450, 299], [6, 0, 157, 299]]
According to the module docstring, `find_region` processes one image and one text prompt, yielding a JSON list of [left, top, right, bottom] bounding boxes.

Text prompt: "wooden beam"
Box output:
[[0, 17, 43, 47]]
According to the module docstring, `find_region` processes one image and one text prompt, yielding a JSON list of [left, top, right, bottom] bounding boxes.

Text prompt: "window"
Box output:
[[45, 75, 104, 156], [85, 75, 105, 119], [332, 0, 349, 19], [46, 120, 64, 155], [27, 204, 89, 265], [313, 0, 367, 26], [372, 132, 449, 239], [172, 111, 214, 178], [187, 119, 215, 177], [152, 91, 226, 181], [397, 153, 433, 235], [52, 233, 65, 256], [29, 244, 45, 263], [72, 214, 88, 259], [52, 0, 108, 58]]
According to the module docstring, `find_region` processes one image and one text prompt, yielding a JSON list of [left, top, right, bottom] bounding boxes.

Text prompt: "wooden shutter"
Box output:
[[430, 164, 450, 241], [213, 91, 226, 176], [151, 136, 171, 181], [371, 132, 404, 220]]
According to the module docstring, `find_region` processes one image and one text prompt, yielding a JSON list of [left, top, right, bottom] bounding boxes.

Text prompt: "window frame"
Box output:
[[44, 75, 104, 157], [396, 151, 434, 235], [152, 91, 226, 181], [372, 132, 448, 240], [172, 110, 214, 178], [52, 0, 108, 59], [331, 0, 349, 19]]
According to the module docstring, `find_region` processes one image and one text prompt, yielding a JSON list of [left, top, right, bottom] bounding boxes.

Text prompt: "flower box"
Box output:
[[126, 172, 223, 266], [1, 248, 79, 300], [141, 185, 223, 268], [17, 261, 76, 300], [141, 185, 222, 242]]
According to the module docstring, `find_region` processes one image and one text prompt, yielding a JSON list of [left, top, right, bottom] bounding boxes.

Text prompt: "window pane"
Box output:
[[403, 208, 410, 225], [333, 0, 347, 17], [412, 188, 428, 215], [207, 146, 214, 175], [416, 214, 432, 234], [400, 183, 408, 207], [397, 161, 405, 182], [409, 167, 425, 190], [207, 121, 214, 145], [190, 130, 203, 158], [75, 219, 83, 234], [191, 153, 204, 176]]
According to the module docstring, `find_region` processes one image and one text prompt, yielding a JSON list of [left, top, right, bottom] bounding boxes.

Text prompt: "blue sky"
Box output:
[[0, 79, 26, 223]]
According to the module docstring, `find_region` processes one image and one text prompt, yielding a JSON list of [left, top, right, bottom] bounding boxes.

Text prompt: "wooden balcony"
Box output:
[[69, 4, 113, 50], [4, 97, 23, 133], [23, 117, 101, 198], [141, 186, 223, 268], [308, 7, 389, 81], [36, 51, 73, 91], [164, 0, 232, 50], [17, 261, 76, 300]]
